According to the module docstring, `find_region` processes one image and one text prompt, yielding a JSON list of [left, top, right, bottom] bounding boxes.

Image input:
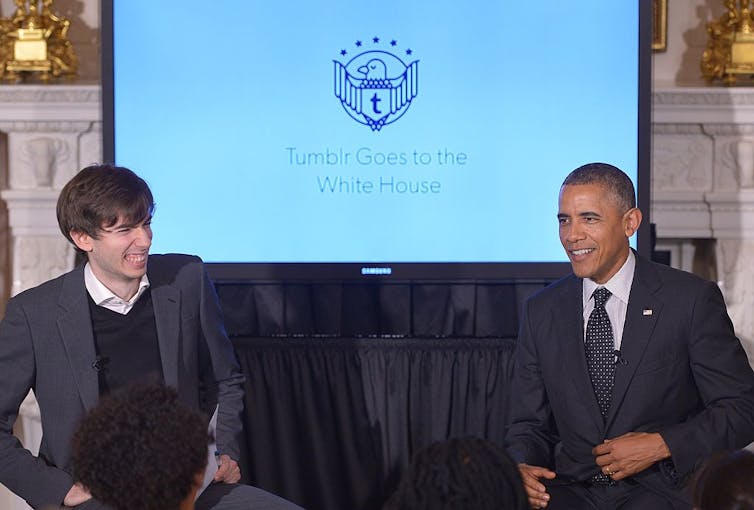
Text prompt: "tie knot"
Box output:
[[592, 287, 612, 308]]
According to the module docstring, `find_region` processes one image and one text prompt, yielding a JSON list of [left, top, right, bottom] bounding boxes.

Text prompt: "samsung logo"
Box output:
[[361, 266, 392, 275]]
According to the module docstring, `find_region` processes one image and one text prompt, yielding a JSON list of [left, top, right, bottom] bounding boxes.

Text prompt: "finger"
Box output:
[[220, 468, 241, 484], [525, 488, 550, 508], [213, 463, 230, 481], [538, 469, 557, 480], [611, 465, 635, 480], [592, 443, 611, 455], [523, 477, 547, 494], [525, 489, 550, 508], [525, 466, 556, 479], [521, 472, 546, 494], [594, 452, 612, 467]]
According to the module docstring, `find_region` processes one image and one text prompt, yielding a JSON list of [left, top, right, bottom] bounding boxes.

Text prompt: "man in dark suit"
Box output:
[[505, 163, 754, 509], [0, 165, 302, 509]]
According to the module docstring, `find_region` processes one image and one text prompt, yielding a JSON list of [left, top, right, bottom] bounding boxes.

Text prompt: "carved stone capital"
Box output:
[[651, 191, 712, 238], [0, 85, 100, 104], [652, 134, 713, 192], [0, 120, 97, 133], [654, 87, 754, 124], [0, 85, 100, 123], [11, 236, 74, 295]]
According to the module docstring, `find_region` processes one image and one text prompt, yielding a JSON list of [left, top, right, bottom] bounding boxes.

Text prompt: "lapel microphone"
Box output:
[[614, 350, 628, 366], [91, 356, 110, 372]]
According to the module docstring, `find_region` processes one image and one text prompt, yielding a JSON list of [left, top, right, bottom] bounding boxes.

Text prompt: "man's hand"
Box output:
[[213, 454, 242, 484], [63, 482, 92, 507], [518, 463, 556, 509], [592, 432, 671, 480]]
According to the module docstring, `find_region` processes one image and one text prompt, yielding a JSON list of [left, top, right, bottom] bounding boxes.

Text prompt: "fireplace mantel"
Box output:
[[652, 86, 754, 363]]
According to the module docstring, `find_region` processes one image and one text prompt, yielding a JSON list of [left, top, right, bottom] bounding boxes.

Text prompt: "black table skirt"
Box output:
[[233, 336, 517, 510]]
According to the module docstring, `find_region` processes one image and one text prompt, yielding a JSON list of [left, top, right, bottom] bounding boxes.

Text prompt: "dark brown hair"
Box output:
[[56, 164, 155, 253], [693, 450, 754, 510]]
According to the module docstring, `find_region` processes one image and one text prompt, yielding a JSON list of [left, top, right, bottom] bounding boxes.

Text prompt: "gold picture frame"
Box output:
[[653, 0, 668, 52]]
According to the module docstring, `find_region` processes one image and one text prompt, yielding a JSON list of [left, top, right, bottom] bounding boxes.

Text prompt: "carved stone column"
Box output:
[[653, 88, 754, 362], [0, 85, 100, 510]]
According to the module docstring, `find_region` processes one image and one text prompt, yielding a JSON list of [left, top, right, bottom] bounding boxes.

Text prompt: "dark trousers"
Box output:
[[544, 480, 687, 510]]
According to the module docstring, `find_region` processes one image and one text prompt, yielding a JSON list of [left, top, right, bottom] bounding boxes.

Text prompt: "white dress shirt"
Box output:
[[84, 263, 150, 315], [582, 250, 636, 351]]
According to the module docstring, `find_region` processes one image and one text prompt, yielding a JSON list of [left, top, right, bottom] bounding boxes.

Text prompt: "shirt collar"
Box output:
[[84, 262, 150, 309], [582, 249, 635, 307]]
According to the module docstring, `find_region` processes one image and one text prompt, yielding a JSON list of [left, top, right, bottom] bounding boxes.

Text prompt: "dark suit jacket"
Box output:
[[505, 254, 754, 505], [0, 254, 245, 509]]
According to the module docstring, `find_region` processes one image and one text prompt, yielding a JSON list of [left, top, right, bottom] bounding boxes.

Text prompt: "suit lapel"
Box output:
[[57, 266, 99, 411], [558, 276, 606, 431], [150, 270, 181, 387], [606, 257, 662, 429]]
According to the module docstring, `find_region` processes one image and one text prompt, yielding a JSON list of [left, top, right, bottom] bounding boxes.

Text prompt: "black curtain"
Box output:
[[217, 281, 546, 510]]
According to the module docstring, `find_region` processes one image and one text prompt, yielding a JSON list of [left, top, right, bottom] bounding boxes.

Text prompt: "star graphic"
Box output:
[[406, 48, 412, 55], [340, 49, 347, 56], [373, 36, 380, 43], [355, 40, 362, 47], [390, 40, 397, 46]]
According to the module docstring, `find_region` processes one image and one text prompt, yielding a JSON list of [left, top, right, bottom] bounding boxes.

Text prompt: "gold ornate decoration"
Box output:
[[0, 0, 78, 82], [652, 0, 667, 52]]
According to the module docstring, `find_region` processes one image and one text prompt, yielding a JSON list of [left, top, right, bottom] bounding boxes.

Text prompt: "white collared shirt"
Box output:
[[582, 250, 636, 350], [84, 263, 150, 315]]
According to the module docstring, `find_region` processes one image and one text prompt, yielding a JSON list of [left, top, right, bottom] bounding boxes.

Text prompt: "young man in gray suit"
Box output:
[[505, 163, 754, 509], [0, 164, 303, 510]]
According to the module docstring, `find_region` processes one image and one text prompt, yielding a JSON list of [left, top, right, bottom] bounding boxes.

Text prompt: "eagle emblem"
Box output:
[[334, 48, 418, 131]]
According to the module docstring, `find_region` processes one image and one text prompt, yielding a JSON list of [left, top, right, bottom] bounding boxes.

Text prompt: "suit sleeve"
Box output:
[[659, 280, 754, 479], [505, 297, 558, 467], [196, 260, 246, 462], [0, 298, 75, 507]]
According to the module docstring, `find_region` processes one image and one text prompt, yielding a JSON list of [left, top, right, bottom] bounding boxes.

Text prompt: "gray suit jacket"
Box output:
[[505, 254, 754, 505], [0, 254, 245, 509]]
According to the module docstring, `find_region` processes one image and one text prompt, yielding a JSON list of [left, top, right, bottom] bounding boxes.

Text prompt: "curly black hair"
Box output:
[[382, 437, 529, 510], [71, 383, 210, 510]]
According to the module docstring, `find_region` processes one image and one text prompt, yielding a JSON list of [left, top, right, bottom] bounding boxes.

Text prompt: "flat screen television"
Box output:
[[102, 1, 651, 281]]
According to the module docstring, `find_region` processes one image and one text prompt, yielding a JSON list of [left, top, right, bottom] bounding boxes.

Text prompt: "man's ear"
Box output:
[[623, 208, 643, 238], [70, 230, 93, 253]]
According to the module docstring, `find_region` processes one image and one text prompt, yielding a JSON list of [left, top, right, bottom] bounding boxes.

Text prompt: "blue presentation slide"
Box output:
[[112, 1, 639, 263]]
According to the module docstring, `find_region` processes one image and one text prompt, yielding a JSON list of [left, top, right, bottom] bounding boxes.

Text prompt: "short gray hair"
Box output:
[[562, 162, 636, 212]]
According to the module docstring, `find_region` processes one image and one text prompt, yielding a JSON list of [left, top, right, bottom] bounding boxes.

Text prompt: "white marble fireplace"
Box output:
[[0, 84, 100, 510], [652, 86, 754, 363]]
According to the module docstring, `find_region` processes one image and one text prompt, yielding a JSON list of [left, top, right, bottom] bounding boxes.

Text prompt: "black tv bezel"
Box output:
[[101, 1, 652, 283]]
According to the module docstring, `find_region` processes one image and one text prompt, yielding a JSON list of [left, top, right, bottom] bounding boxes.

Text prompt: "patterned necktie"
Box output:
[[585, 287, 614, 418]]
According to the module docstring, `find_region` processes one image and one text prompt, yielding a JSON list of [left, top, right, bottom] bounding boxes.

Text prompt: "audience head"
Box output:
[[72, 383, 210, 510], [693, 450, 754, 510], [57, 163, 154, 254], [382, 437, 528, 510], [558, 162, 642, 284]]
